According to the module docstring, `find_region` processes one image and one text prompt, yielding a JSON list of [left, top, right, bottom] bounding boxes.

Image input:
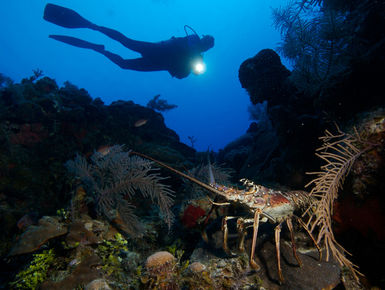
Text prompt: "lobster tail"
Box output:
[[285, 190, 315, 211]]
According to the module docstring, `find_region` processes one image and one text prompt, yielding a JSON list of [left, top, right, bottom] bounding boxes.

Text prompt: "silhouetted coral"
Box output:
[[0, 73, 13, 88], [146, 94, 178, 112]]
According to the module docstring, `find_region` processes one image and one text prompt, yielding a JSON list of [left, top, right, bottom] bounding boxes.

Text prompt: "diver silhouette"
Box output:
[[43, 3, 214, 79]]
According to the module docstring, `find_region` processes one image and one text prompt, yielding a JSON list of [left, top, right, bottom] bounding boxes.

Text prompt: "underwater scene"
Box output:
[[0, 0, 384, 289]]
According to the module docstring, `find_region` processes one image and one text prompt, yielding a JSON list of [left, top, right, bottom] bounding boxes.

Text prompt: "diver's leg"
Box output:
[[96, 49, 163, 72], [49, 34, 161, 72], [44, 4, 156, 55], [49, 35, 105, 50], [90, 25, 156, 54]]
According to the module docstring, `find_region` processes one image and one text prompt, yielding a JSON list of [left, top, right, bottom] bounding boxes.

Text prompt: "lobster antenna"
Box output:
[[207, 149, 215, 185], [130, 151, 224, 197]]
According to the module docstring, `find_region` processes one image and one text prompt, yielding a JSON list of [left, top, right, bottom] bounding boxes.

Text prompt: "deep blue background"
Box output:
[[0, 0, 288, 151]]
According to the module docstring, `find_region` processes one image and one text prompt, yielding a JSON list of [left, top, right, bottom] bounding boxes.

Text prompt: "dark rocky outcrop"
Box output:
[[227, 50, 322, 187], [238, 49, 292, 107]]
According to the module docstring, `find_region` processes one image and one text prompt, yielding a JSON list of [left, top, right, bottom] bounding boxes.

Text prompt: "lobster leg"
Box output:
[[296, 216, 322, 261], [286, 218, 302, 267], [236, 218, 253, 252], [222, 216, 237, 255], [236, 218, 246, 252], [275, 222, 284, 283], [250, 209, 261, 270], [200, 197, 218, 243], [201, 196, 230, 243]]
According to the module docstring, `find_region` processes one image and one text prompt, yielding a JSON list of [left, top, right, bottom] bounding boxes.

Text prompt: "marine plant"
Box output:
[[10, 249, 55, 289], [166, 240, 189, 270], [272, 1, 352, 95], [97, 233, 128, 279], [273, 0, 383, 98], [65, 145, 175, 235], [303, 127, 373, 280]]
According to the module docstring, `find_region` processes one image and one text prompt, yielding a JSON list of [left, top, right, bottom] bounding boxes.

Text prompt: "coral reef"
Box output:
[[0, 73, 194, 288], [0, 76, 193, 228]]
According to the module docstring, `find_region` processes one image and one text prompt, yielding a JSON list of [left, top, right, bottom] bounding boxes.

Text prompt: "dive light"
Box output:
[[192, 57, 206, 75]]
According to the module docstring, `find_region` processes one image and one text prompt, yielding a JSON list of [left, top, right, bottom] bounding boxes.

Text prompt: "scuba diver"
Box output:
[[43, 3, 214, 79]]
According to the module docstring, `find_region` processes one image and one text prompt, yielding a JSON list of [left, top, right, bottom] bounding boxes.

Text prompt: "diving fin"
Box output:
[[49, 35, 105, 51], [43, 3, 94, 29]]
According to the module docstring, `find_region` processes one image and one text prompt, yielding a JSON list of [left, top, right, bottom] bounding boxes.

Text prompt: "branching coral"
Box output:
[[66, 145, 175, 236], [303, 127, 373, 280]]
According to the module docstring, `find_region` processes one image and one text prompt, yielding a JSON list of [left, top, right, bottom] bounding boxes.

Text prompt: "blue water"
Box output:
[[0, 0, 288, 151]]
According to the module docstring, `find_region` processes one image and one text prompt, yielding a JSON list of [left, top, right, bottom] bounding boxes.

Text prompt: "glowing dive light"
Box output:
[[192, 59, 206, 75]]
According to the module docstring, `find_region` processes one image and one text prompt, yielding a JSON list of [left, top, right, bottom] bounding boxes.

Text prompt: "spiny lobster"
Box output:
[[131, 152, 321, 283]]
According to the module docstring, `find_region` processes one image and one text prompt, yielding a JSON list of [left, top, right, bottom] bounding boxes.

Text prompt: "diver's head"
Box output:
[[200, 35, 214, 52]]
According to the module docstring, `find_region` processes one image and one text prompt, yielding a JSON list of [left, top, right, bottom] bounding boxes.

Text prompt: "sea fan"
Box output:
[[272, 1, 352, 95], [66, 145, 175, 236], [303, 128, 370, 280]]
